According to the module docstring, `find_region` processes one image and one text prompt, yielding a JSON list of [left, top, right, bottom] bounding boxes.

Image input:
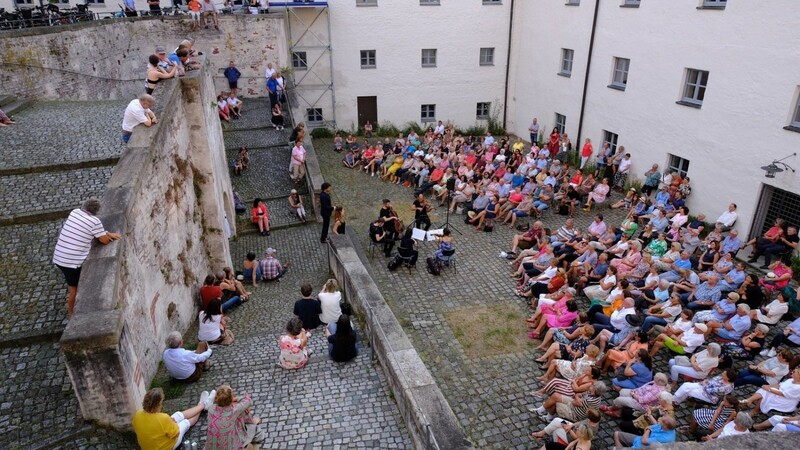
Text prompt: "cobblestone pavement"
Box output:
[[314, 137, 788, 449], [226, 146, 307, 202], [0, 166, 114, 218], [0, 101, 127, 171], [156, 115, 411, 448], [225, 128, 290, 150], [161, 228, 410, 449], [224, 98, 275, 131]]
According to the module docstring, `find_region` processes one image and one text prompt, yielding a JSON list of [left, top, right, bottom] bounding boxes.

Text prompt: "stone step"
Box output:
[[2, 98, 33, 117], [0, 94, 14, 108]]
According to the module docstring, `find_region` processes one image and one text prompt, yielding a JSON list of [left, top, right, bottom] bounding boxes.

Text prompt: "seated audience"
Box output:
[[163, 331, 213, 382]]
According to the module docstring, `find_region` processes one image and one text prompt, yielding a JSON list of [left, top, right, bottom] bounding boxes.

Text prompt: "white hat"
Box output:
[[290, 189, 297, 194], [694, 323, 708, 333]]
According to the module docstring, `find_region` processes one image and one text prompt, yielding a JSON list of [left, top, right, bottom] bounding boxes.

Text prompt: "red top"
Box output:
[[200, 285, 222, 308], [582, 143, 593, 157], [251, 204, 269, 223]]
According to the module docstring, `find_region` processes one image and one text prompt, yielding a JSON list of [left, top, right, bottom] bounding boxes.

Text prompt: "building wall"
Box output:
[[328, 0, 511, 131], [508, 0, 800, 237]]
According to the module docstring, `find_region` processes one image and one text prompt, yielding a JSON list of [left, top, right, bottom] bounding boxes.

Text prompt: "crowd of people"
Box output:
[[327, 119, 800, 448]]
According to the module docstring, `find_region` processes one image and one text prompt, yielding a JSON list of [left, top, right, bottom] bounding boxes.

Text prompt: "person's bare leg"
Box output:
[[181, 402, 205, 425], [536, 329, 556, 350], [67, 286, 78, 317]]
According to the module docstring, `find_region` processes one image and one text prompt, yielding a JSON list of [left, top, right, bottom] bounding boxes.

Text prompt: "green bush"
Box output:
[[376, 121, 401, 137], [402, 121, 425, 136], [310, 127, 334, 139], [623, 174, 643, 193], [461, 124, 487, 137]]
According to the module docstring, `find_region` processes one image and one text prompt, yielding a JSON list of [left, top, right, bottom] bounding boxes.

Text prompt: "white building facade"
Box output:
[[506, 0, 800, 241]]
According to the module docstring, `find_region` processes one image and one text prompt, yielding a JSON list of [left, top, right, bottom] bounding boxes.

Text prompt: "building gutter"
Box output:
[[576, 0, 600, 146], [502, 0, 514, 131]]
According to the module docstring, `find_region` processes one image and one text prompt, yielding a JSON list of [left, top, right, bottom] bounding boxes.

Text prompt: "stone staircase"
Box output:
[[0, 94, 33, 117]]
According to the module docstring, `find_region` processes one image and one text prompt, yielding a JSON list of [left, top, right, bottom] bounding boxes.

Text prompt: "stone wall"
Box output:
[[327, 234, 473, 450], [0, 15, 288, 101], [59, 59, 235, 429]]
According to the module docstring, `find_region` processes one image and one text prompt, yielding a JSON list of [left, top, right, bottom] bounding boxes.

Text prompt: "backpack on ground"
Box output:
[[426, 257, 440, 276], [387, 255, 402, 271]]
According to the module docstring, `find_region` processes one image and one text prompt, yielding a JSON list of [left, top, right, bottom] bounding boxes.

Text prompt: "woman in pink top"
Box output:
[[610, 241, 643, 277], [528, 299, 579, 339]]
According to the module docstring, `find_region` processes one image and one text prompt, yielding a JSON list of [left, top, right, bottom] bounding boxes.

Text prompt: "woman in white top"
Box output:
[[705, 412, 752, 441], [198, 299, 228, 344], [742, 366, 800, 414], [751, 291, 789, 325], [583, 265, 617, 301], [318, 279, 343, 325]]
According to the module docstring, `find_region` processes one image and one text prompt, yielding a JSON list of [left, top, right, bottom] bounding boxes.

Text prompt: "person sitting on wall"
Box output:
[[162, 331, 213, 383], [201, 0, 219, 30]]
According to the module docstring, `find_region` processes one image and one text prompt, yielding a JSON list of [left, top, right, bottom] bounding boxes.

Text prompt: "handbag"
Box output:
[[221, 328, 235, 346], [615, 365, 629, 381]]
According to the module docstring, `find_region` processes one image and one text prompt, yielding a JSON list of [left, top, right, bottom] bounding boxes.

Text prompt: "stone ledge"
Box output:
[[61, 310, 123, 350], [327, 234, 473, 450]]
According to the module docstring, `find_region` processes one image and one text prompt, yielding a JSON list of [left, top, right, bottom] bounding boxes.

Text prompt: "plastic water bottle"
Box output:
[[191, 442, 198, 450], [183, 440, 190, 450]]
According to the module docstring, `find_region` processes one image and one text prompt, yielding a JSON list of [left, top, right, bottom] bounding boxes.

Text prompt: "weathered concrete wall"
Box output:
[[327, 234, 473, 450], [0, 15, 288, 101], [59, 59, 234, 429]]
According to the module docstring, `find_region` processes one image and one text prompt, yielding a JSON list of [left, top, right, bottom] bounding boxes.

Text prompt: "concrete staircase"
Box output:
[[0, 94, 33, 117]]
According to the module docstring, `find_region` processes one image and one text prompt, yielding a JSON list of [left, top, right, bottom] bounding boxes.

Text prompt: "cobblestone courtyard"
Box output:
[[314, 137, 783, 449]]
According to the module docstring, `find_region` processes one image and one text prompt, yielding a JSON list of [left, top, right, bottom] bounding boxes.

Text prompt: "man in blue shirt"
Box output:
[[124, 0, 137, 16], [721, 229, 742, 255], [660, 250, 693, 282], [223, 61, 241, 92], [615, 416, 676, 448]]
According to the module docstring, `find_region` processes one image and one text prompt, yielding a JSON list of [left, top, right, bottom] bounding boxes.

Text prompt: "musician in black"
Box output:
[[380, 199, 402, 240], [412, 193, 432, 231], [369, 218, 394, 257]]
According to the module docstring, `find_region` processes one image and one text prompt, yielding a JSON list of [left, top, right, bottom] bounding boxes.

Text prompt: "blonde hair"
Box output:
[[214, 384, 234, 407], [585, 344, 600, 358], [142, 388, 164, 413], [322, 279, 339, 293]]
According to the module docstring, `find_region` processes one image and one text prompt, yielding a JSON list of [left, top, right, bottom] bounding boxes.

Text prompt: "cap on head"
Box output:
[[155, 46, 166, 54], [266, 247, 276, 255], [290, 189, 297, 194]]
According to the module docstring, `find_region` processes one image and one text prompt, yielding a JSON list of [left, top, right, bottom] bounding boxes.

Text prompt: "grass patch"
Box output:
[[445, 304, 530, 359], [149, 362, 187, 400]]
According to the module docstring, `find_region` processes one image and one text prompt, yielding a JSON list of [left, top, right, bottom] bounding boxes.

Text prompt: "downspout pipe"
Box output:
[[502, 0, 514, 132], [576, 0, 600, 146]]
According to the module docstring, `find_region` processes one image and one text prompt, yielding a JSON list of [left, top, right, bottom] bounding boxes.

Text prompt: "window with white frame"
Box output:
[[356, 0, 377, 6], [789, 93, 800, 130], [476, 102, 491, 120], [421, 49, 437, 68], [560, 49, 574, 77], [483, 0, 502, 4], [14, 0, 34, 4], [421, 104, 436, 123], [566, 0, 580, 4], [555, 113, 566, 134], [667, 154, 690, 178], [360, 50, 376, 69], [306, 108, 324, 124], [291, 52, 308, 71], [610, 57, 630, 90], [479, 48, 495, 66], [701, 0, 726, 8], [420, 0, 440, 4], [622, 0, 640, 6], [603, 130, 619, 153], [680, 68, 709, 106]]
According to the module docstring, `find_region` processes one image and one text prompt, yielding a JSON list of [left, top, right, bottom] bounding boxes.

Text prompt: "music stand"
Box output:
[[434, 178, 462, 235]]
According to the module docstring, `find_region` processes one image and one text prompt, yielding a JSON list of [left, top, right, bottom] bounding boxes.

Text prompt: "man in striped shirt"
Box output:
[[52, 198, 121, 317]]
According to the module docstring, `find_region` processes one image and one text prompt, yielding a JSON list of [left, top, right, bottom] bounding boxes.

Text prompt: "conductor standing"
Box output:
[[320, 183, 333, 243]]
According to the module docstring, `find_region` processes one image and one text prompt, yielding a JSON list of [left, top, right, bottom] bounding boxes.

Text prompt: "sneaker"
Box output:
[[204, 389, 217, 410], [535, 405, 546, 416], [545, 413, 554, 422], [199, 391, 209, 409], [760, 348, 770, 357], [767, 348, 777, 358]]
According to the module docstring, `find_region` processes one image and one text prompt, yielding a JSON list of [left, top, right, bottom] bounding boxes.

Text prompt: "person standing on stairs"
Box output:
[[320, 183, 333, 243]]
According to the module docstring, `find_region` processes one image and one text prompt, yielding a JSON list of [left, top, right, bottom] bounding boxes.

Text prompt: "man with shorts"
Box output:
[[188, 0, 202, 30], [201, 0, 219, 30], [52, 198, 121, 317]]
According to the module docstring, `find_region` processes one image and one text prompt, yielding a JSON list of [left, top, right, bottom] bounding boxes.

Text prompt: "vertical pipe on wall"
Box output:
[[502, 0, 515, 131], [576, 0, 600, 147]]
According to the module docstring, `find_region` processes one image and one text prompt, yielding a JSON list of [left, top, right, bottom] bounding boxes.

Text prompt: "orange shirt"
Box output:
[[188, 0, 202, 12]]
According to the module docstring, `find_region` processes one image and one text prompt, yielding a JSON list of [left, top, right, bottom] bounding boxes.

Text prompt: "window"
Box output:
[[555, 113, 566, 134], [306, 108, 324, 124], [667, 154, 690, 178], [609, 57, 630, 90], [566, 0, 580, 4], [476, 102, 491, 120], [479, 47, 495, 66], [420, 0, 440, 4], [291, 52, 308, 71], [602, 130, 619, 153], [86, 0, 106, 3], [360, 50, 376, 69], [679, 68, 709, 107], [559, 49, 574, 77], [356, 0, 377, 6], [421, 104, 436, 123], [786, 93, 800, 132], [482, 0, 502, 4], [13, 0, 34, 4], [621, 0, 640, 6], [421, 49, 437, 68], [699, 0, 726, 9]]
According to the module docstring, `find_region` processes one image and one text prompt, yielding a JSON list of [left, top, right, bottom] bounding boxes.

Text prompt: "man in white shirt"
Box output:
[[650, 323, 708, 357], [593, 297, 636, 334], [201, 0, 218, 29], [265, 62, 276, 81], [716, 203, 738, 231], [434, 120, 445, 135], [528, 118, 539, 144], [121, 94, 157, 143], [52, 198, 121, 316], [163, 331, 213, 382]]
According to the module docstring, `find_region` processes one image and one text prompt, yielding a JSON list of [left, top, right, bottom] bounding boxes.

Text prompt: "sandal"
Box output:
[[528, 331, 539, 339]]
